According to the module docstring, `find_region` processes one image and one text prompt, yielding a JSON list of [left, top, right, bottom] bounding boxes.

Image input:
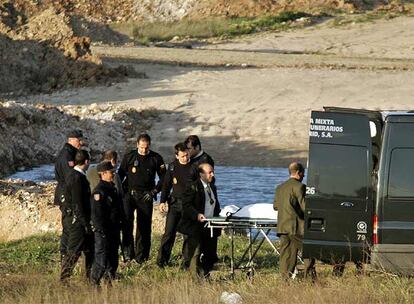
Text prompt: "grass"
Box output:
[[112, 12, 312, 44], [108, 10, 414, 45], [1, 232, 414, 303]]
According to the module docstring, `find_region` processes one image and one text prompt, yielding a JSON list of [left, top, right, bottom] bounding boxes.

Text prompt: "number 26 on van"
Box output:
[[306, 187, 316, 195]]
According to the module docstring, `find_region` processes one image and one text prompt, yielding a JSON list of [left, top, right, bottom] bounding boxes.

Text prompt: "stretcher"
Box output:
[[205, 202, 305, 276], [204, 216, 280, 276]]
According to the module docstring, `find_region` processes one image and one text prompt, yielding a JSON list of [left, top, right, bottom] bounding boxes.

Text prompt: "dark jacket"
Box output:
[[64, 168, 91, 227], [54, 143, 77, 205], [160, 160, 198, 204], [190, 151, 215, 168], [178, 179, 221, 237], [273, 178, 306, 237], [91, 180, 122, 234], [118, 149, 166, 193]]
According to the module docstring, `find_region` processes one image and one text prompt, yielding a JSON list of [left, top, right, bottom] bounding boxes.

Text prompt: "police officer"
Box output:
[[118, 133, 166, 263], [185, 135, 214, 168], [90, 161, 122, 285], [273, 162, 316, 280], [157, 142, 198, 268], [60, 149, 93, 282], [54, 129, 84, 263]]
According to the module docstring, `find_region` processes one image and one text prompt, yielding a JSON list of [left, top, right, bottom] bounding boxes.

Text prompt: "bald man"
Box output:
[[274, 162, 316, 280], [178, 163, 221, 278]]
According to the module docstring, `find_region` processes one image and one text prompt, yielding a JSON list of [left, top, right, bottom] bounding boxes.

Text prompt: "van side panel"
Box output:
[[372, 118, 414, 274]]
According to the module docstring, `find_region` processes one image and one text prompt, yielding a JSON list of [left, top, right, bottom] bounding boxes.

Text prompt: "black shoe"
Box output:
[[157, 261, 166, 268], [135, 257, 149, 265]]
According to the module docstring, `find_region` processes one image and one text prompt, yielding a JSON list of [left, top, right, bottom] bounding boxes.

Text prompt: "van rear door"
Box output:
[[303, 110, 376, 263]]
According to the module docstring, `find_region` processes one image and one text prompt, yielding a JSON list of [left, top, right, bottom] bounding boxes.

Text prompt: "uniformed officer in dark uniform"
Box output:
[[118, 133, 166, 263], [90, 161, 122, 285], [54, 129, 84, 263], [156, 142, 198, 268], [60, 149, 93, 282], [185, 135, 214, 168], [274, 162, 316, 280]]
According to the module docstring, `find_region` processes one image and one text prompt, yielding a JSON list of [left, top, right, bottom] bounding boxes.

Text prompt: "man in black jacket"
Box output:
[[185, 135, 214, 168], [118, 133, 166, 263], [90, 161, 122, 285], [55, 130, 84, 263], [178, 163, 221, 278], [60, 149, 93, 282], [156, 142, 198, 267]]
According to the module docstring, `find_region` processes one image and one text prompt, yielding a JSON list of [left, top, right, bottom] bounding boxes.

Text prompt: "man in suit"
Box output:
[[274, 162, 315, 279], [178, 163, 221, 278], [60, 149, 93, 282]]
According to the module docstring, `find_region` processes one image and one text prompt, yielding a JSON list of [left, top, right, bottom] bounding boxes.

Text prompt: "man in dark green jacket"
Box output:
[[274, 162, 315, 279]]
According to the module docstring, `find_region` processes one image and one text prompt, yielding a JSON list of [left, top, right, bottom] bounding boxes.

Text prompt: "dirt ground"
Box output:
[[18, 16, 414, 167]]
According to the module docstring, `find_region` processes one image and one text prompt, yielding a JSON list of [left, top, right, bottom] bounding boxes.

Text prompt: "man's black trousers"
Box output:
[[122, 191, 153, 262], [60, 209, 72, 257], [91, 229, 120, 285], [60, 221, 94, 281], [157, 203, 187, 266]]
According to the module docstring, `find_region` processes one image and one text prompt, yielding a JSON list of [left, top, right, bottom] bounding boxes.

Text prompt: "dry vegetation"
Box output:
[[1, 233, 414, 304]]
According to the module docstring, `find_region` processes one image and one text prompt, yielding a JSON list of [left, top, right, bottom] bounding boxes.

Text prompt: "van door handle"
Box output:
[[340, 202, 354, 208], [308, 218, 325, 232]]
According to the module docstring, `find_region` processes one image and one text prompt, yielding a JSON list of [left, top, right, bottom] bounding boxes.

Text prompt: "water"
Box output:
[[7, 165, 290, 208], [214, 166, 289, 207], [8, 165, 55, 183], [8, 164, 290, 240]]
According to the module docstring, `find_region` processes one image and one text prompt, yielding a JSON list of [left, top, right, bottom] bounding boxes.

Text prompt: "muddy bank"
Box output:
[[0, 180, 166, 241], [0, 5, 138, 95], [0, 100, 160, 178]]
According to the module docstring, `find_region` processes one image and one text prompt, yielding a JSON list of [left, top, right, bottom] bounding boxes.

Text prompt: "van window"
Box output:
[[388, 148, 414, 198], [308, 144, 368, 198]]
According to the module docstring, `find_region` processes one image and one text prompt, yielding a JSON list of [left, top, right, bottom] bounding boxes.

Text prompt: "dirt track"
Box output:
[[92, 45, 414, 71]]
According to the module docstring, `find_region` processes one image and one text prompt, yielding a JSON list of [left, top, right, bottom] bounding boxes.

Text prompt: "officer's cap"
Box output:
[[97, 161, 115, 173], [67, 129, 83, 139]]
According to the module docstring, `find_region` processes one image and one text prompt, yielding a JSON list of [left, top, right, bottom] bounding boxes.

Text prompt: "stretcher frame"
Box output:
[[205, 217, 283, 276]]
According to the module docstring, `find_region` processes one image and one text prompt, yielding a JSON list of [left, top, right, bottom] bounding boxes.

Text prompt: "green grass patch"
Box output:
[[0, 233, 60, 274], [128, 12, 311, 43]]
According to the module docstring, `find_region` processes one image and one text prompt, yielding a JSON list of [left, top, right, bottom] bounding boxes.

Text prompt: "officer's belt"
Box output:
[[130, 189, 148, 195]]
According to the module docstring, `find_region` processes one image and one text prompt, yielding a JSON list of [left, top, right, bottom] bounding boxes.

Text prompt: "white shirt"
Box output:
[[201, 179, 216, 218], [74, 166, 86, 176]]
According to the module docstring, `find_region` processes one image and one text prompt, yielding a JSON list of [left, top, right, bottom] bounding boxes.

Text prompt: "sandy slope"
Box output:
[[21, 16, 414, 167], [201, 16, 414, 59]]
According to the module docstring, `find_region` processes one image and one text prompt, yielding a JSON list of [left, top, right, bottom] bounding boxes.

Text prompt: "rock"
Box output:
[[220, 292, 243, 304], [0, 101, 156, 178], [0, 179, 167, 241]]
